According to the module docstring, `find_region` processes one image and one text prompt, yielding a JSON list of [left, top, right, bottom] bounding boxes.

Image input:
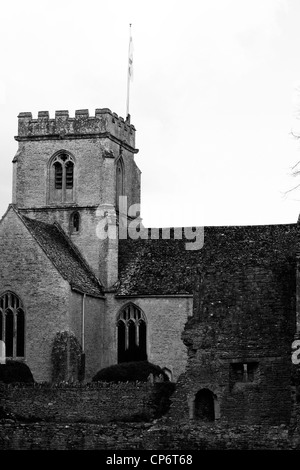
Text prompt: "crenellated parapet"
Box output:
[[15, 108, 136, 150]]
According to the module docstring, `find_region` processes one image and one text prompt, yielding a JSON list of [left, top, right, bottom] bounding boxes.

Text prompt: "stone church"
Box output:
[[0, 107, 299, 425], [0, 108, 194, 383]]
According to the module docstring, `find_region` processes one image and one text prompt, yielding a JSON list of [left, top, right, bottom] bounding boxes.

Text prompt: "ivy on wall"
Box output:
[[51, 331, 83, 383]]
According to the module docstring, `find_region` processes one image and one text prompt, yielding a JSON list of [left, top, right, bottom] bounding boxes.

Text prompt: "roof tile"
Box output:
[[20, 214, 104, 297], [117, 224, 299, 296]]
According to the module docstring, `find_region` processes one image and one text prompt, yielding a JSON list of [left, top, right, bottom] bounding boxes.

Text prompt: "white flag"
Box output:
[[128, 34, 133, 82]]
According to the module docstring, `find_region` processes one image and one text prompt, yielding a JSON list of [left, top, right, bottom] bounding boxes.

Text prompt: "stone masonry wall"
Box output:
[[1, 383, 300, 450], [1, 422, 299, 450], [0, 382, 157, 424], [69, 291, 105, 381], [0, 207, 71, 383], [169, 233, 297, 425], [14, 109, 140, 212], [103, 294, 192, 381], [17, 109, 136, 147], [15, 115, 141, 283], [14, 138, 141, 210]]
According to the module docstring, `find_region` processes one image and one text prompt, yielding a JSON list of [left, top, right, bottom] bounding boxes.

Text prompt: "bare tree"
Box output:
[[284, 82, 300, 198]]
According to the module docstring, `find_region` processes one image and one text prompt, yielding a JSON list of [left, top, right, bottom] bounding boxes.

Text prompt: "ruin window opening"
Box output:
[[117, 304, 147, 363], [230, 362, 258, 386], [194, 389, 215, 422]]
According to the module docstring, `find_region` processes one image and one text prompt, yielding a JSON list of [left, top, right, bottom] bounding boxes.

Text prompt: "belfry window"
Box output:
[[49, 152, 75, 203], [117, 304, 147, 363], [0, 292, 25, 358]]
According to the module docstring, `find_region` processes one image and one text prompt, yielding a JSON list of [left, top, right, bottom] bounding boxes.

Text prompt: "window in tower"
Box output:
[[49, 152, 75, 203], [70, 211, 80, 233]]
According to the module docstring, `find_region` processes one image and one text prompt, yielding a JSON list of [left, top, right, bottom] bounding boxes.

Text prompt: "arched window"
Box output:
[[117, 304, 147, 363], [70, 211, 80, 233], [116, 157, 124, 211], [0, 292, 25, 358], [49, 152, 75, 203]]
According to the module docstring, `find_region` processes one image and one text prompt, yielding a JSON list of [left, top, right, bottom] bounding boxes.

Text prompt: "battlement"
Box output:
[[16, 108, 136, 149]]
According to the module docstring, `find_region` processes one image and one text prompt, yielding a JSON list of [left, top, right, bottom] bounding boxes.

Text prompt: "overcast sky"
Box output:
[[1, 0, 300, 227]]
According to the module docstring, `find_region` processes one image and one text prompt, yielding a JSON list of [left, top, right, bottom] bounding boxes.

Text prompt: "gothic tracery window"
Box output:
[[49, 152, 75, 203], [0, 292, 25, 358], [117, 304, 147, 363]]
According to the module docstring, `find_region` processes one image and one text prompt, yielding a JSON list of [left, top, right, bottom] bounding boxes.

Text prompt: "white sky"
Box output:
[[1, 0, 300, 227]]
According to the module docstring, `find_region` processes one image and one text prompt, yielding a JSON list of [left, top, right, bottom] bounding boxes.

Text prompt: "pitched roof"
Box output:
[[19, 213, 104, 297], [117, 224, 299, 296]]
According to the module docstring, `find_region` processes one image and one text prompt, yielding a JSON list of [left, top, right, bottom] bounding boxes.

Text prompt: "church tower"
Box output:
[[13, 108, 141, 288]]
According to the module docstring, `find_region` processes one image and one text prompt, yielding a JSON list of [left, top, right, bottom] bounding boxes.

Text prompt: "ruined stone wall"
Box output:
[[0, 421, 298, 450], [0, 382, 157, 424], [170, 249, 296, 425], [1, 382, 300, 450]]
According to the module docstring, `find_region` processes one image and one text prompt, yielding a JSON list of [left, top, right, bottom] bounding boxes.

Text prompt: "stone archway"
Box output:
[[194, 388, 216, 422]]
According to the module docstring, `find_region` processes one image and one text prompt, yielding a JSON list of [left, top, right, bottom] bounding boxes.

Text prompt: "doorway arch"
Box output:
[[194, 388, 216, 422]]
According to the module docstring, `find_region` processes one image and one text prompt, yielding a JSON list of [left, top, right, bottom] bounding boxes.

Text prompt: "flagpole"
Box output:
[[126, 23, 132, 119]]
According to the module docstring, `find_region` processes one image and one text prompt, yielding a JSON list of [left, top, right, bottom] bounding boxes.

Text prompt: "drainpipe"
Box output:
[[82, 293, 86, 352]]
